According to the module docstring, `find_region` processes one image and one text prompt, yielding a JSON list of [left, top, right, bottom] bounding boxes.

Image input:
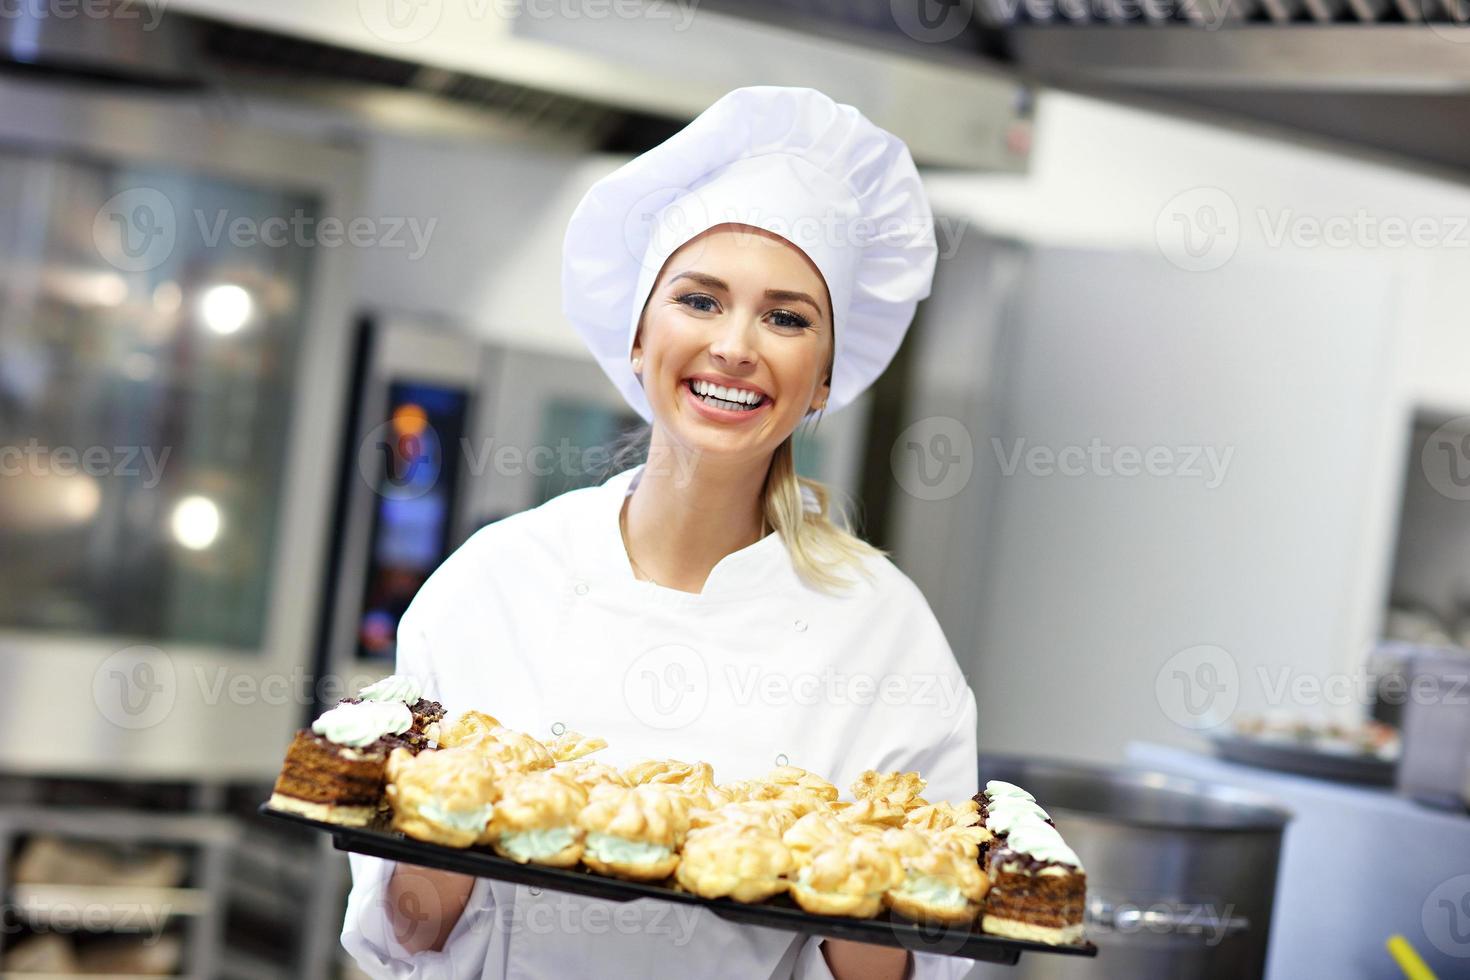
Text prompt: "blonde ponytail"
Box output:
[[761, 435, 885, 594]]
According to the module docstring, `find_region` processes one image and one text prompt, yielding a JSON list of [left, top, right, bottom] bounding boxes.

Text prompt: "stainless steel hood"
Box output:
[[0, 0, 197, 86], [150, 0, 1033, 170]]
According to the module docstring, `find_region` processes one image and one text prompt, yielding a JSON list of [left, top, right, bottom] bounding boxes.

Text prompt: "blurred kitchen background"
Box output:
[[2, 1, 1469, 978]]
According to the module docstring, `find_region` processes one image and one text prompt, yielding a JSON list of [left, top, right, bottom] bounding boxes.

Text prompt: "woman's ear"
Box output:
[[630, 330, 644, 375], [810, 375, 831, 413]]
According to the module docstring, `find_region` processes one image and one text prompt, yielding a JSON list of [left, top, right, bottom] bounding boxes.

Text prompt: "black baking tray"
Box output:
[[260, 805, 1096, 965], [1210, 734, 1397, 786]]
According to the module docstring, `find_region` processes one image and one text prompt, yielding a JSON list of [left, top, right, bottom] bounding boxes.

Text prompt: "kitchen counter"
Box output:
[[1127, 742, 1470, 980]]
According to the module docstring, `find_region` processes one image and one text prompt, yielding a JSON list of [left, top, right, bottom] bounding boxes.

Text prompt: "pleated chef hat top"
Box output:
[[561, 85, 938, 422]]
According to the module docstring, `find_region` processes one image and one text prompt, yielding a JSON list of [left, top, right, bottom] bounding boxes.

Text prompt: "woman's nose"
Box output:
[[708, 318, 757, 369]]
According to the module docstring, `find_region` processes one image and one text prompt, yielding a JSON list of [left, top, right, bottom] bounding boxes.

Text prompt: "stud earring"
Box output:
[[631, 356, 642, 373]]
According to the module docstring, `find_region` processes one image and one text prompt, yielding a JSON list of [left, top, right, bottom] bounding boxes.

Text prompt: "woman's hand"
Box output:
[[821, 939, 912, 980], [386, 864, 477, 953]]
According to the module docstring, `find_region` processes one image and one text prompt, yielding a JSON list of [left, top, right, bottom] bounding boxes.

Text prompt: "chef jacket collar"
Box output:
[[587, 464, 794, 603]]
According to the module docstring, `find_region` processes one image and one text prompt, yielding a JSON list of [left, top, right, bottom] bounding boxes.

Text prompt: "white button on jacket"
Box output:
[[343, 464, 980, 980]]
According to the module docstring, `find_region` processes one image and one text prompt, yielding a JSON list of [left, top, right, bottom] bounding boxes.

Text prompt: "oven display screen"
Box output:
[[358, 382, 468, 660]]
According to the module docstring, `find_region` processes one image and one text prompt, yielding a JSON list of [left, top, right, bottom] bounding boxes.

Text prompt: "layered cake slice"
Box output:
[[970, 780, 1051, 862], [342, 674, 445, 754], [981, 819, 1087, 945], [268, 700, 414, 826]]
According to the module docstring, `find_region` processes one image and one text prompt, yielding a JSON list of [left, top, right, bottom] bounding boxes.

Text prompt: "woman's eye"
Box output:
[[677, 292, 718, 313], [769, 309, 813, 330]]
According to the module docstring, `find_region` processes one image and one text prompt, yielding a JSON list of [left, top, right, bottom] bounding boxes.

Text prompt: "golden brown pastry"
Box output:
[[459, 728, 555, 774], [543, 730, 608, 764], [831, 797, 908, 831], [880, 828, 990, 925], [623, 759, 716, 794], [905, 800, 992, 859], [787, 834, 903, 918], [554, 759, 630, 793], [689, 799, 806, 837], [577, 785, 688, 881], [484, 771, 588, 866], [718, 779, 788, 804], [905, 800, 981, 833], [762, 766, 839, 803], [676, 825, 793, 903], [436, 710, 504, 748], [850, 770, 928, 810], [385, 746, 501, 848], [782, 812, 856, 865]]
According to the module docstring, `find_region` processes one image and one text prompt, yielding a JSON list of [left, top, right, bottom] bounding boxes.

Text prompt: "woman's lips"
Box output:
[[681, 379, 771, 423]]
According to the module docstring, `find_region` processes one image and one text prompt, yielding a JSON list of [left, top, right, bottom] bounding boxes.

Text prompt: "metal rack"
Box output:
[[0, 805, 236, 979]]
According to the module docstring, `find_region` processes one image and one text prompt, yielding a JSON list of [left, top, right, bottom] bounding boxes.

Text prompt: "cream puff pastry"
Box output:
[[554, 758, 630, 793], [385, 746, 501, 848], [676, 825, 793, 903], [543, 730, 608, 764], [782, 812, 857, 865], [850, 770, 929, 811], [577, 785, 689, 881], [623, 759, 716, 794], [459, 727, 555, 774], [880, 828, 990, 925], [830, 797, 908, 831], [436, 710, 504, 748], [485, 770, 589, 866], [762, 766, 839, 803], [689, 799, 805, 837], [786, 834, 903, 919]]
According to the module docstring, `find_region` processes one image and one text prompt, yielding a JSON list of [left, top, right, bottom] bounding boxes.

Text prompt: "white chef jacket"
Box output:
[[343, 463, 980, 980]]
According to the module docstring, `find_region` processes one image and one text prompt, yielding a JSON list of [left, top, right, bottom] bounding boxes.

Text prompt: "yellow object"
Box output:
[[1386, 934, 1436, 980]]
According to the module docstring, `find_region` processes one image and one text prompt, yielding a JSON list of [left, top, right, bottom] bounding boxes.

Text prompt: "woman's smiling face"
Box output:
[[632, 223, 833, 467]]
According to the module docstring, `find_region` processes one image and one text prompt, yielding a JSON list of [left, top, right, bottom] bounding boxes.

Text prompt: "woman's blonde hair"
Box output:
[[608, 423, 885, 594]]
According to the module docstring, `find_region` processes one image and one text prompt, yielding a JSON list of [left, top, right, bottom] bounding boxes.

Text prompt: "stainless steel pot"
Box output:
[[970, 756, 1291, 980]]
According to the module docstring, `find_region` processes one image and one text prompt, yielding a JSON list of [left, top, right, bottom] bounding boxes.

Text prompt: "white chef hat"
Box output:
[[561, 85, 938, 421]]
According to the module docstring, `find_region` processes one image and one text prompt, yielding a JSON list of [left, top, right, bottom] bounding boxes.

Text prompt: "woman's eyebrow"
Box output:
[[763, 288, 824, 317], [669, 272, 826, 318], [668, 271, 727, 291]]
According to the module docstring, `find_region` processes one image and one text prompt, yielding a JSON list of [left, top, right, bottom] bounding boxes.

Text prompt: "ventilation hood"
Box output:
[[81, 0, 1032, 170]]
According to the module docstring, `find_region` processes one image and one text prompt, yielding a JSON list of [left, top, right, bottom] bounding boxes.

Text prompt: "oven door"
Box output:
[[0, 78, 359, 780]]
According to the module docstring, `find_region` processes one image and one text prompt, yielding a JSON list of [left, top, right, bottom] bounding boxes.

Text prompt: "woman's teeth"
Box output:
[[689, 379, 763, 412]]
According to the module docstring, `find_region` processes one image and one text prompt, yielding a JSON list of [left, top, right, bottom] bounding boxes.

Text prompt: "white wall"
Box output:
[[918, 91, 1470, 762], [354, 132, 625, 358]]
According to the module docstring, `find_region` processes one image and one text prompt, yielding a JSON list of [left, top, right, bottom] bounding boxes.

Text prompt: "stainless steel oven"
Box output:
[[0, 77, 360, 780]]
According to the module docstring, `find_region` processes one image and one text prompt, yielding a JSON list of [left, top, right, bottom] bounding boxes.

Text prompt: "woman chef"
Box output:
[[342, 86, 979, 980]]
